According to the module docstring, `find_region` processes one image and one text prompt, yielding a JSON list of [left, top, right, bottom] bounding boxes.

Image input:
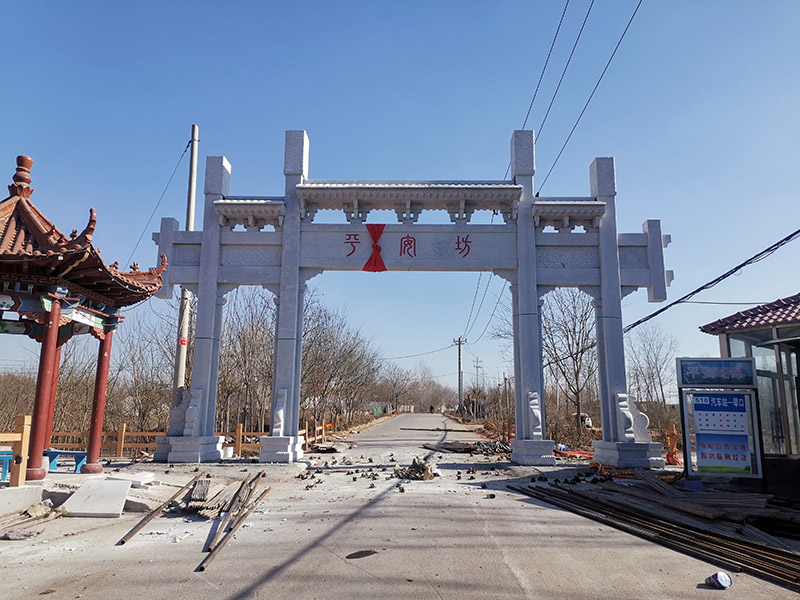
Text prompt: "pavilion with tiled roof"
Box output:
[[700, 293, 800, 494], [0, 155, 166, 480]]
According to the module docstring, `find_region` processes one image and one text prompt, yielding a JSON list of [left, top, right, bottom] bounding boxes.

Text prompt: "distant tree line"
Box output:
[[0, 286, 454, 435]]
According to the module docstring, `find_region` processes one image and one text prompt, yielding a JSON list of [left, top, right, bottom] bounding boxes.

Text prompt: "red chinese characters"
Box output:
[[345, 233, 360, 257], [456, 234, 471, 257], [400, 235, 416, 258]]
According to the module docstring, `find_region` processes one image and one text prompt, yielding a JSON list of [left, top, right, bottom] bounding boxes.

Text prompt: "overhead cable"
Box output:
[[623, 225, 800, 333], [535, 0, 595, 144], [125, 139, 191, 268], [379, 344, 455, 361], [543, 225, 800, 368], [537, 0, 643, 194], [505, 0, 571, 179]]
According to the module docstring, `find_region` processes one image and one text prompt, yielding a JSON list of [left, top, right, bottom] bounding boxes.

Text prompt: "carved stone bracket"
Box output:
[[528, 392, 543, 437], [615, 393, 636, 443]]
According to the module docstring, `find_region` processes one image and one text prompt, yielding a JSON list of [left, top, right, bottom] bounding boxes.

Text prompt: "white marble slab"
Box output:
[[63, 480, 131, 518]]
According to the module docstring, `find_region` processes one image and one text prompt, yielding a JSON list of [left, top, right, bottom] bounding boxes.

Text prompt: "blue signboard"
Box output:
[[682, 390, 761, 478], [676, 358, 756, 388]]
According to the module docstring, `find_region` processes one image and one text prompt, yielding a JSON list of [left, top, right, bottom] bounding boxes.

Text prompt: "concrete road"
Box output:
[[0, 413, 794, 599]]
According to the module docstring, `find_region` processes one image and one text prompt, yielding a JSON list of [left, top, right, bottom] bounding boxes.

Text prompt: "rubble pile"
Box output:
[[393, 457, 437, 481]]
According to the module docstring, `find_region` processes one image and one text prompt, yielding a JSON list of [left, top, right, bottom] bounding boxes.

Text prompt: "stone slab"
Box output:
[[107, 471, 155, 488], [510, 439, 556, 466], [592, 440, 665, 469], [63, 479, 131, 518], [0, 483, 43, 516], [259, 435, 304, 463], [166, 435, 224, 463]]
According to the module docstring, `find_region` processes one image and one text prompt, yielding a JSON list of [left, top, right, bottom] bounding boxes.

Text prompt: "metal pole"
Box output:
[[172, 124, 199, 411]]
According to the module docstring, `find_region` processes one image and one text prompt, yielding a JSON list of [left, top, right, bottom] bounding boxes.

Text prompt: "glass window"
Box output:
[[754, 346, 777, 373], [729, 337, 747, 358], [785, 377, 800, 455], [758, 375, 784, 455]]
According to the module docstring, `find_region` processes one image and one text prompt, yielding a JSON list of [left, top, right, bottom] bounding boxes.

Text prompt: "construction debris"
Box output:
[[394, 457, 437, 481], [508, 467, 800, 593], [422, 441, 511, 455]]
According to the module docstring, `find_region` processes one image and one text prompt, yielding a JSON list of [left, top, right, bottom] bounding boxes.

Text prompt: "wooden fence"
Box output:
[[46, 420, 332, 458], [0, 415, 31, 487]]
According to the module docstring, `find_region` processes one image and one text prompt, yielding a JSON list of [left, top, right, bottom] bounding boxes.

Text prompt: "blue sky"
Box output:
[[2, 1, 799, 390]]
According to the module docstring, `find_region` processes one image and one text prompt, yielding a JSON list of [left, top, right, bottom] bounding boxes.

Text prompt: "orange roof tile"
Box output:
[[0, 155, 165, 307], [699, 292, 800, 335]]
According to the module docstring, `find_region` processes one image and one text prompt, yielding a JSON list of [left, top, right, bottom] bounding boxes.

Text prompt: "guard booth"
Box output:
[[701, 293, 800, 496]]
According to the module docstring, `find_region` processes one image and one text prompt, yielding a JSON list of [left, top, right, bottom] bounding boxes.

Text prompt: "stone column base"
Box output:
[[511, 439, 556, 466], [157, 436, 224, 463], [592, 441, 665, 469], [153, 436, 172, 462], [259, 436, 304, 463]]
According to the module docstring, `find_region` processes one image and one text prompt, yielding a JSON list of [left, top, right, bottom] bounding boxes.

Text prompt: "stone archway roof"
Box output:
[[699, 292, 800, 335], [0, 155, 166, 308]]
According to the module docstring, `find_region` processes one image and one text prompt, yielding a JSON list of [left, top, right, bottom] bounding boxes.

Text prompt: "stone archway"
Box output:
[[153, 130, 671, 468]]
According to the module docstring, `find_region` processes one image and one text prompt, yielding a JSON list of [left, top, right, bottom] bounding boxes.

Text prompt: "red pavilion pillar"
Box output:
[[82, 330, 114, 474], [44, 344, 63, 448], [26, 298, 62, 481]]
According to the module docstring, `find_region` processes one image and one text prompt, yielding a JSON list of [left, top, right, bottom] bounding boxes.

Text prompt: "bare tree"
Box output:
[[217, 286, 275, 433], [541, 289, 598, 430], [625, 322, 679, 405]]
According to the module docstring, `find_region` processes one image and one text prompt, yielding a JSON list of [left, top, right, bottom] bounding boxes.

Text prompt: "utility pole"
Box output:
[[171, 124, 199, 415], [472, 357, 482, 419], [453, 337, 466, 414], [503, 372, 510, 417]]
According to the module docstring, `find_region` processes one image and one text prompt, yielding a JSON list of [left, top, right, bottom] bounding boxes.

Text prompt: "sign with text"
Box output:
[[681, 390, 761, 477], [676, 357, 756, 389]]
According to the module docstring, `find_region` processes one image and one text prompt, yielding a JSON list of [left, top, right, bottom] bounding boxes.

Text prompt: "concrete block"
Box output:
[[592, 441, 665, 469], [0, 484, 43, 516], [511, 439, 556, 466], [63, 480, 131, 518], [259, 435, 304, 463]]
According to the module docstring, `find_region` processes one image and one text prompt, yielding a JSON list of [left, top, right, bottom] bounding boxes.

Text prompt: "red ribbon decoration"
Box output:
[[362, 224, 387, 272]]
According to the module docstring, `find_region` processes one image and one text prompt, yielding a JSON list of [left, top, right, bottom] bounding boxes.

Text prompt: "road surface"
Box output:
[[0, 413, 793, 599]]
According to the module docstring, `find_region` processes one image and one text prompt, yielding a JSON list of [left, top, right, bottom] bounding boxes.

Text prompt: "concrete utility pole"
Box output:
[[453, 337, 466, 413], [171, 124, 199, 414], [473, 357, 482, 418]]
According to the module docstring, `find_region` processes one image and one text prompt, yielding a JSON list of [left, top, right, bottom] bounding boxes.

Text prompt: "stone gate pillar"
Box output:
[[260, 131, 307, 462], [158, 156, 230, 463], [589, 158, 664, 468], [509, 130, 555, 466]]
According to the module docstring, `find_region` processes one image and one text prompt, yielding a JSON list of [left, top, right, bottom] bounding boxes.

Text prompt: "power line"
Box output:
[[623, 225, 800, 333], [541, 225, 800, 370], [537, 0, 643, 195], [505, 0, 571, 179], [535, 0, 595, 144], [464, 273, 495, 338], [684, 301, 772, 306], [125, 139, 191, 268], [379, 344, 455, 361], [468, 281, 508, 345], [462, 272, 484, 337]]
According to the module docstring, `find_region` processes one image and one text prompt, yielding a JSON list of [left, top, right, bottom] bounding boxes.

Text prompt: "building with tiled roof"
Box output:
[[0, 155, 166, 481], [700, 293, 800, 336], [700, 293, 800, 495]]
